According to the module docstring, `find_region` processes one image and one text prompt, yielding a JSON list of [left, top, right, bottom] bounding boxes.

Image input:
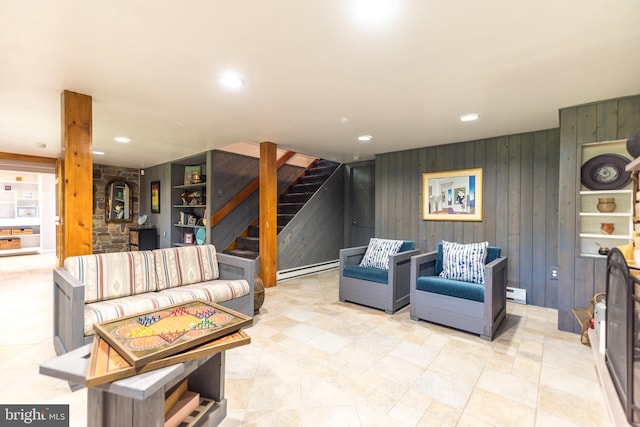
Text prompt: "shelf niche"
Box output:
[[578, 140, 634, 258]]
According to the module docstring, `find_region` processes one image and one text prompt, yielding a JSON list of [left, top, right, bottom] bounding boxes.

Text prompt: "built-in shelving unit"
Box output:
[[579, 140, 634, 257], [0, 171, 42, 255], [171, 153, 211, 247]]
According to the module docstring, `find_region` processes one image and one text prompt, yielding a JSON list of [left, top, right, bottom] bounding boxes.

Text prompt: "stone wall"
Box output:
[[93, 164, 140, 253]]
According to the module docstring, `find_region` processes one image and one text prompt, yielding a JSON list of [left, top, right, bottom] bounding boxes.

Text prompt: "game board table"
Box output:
[[40, 335, 248, 427]]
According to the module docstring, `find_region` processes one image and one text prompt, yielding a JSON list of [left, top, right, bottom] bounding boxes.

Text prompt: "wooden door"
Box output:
[[348, 162, 375, 246]]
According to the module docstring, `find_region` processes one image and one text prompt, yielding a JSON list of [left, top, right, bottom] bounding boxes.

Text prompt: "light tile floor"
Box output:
[[0, 254, 611, 426]]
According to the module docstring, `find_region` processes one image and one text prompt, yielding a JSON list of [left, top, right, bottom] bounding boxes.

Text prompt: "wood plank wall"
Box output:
[[558, 94, 640, 332], [278, 166, 345, 270], [374, 128, 560, 307]]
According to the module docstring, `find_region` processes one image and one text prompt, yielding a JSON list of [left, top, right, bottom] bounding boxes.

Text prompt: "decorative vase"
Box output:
[[253, 275, 265, 315], [600, 223, 615, 235], [596, 198, 616, 213]]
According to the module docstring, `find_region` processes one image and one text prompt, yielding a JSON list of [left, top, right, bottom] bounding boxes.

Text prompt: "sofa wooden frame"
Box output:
[[53, 252, 255, 355]]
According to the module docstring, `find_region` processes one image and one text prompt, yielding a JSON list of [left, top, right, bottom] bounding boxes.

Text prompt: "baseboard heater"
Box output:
[[506, 286, 527, 304], [277, 260, 339, 281]]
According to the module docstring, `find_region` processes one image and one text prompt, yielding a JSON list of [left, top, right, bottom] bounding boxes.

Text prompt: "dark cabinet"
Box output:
[[129, 227, 157, 251]]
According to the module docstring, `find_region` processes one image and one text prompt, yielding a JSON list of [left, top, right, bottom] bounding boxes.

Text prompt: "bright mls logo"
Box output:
[[0, 405, 68, 426]]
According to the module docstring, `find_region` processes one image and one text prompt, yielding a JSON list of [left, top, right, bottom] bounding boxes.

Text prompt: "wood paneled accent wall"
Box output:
[[558, 94, 640, 332], [374, 128, 560, 307], [278, 165, 345, 271]]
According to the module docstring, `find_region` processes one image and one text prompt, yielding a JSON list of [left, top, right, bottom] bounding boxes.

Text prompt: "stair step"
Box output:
[[297, 174, 330, 185], [278, 214, 294, 226], [236, 236, 259, 252], [280, 192, 313, 204], [248, 225, 260, 238], [278, 203, 304, 214], [306, 164, 339, 176], [289, 182, 322, 193], [314, 159, 340, 168], [247, 224, 284, 236], [224, 249, 259, 260]]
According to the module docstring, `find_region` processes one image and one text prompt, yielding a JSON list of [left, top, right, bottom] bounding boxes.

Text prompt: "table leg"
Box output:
[[87, 387, 164, 427], [87, 351, 227, 427]]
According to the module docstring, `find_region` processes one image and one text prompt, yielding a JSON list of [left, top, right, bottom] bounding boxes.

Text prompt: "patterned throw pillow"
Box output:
[[439, 240, 489, 284], [360, 238, 404, 270]]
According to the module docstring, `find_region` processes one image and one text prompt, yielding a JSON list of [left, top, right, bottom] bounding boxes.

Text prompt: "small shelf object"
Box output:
[[578, 140, 634, 257]]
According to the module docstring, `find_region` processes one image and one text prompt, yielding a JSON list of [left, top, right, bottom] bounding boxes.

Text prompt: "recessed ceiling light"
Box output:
[[459, 113, 479, 122], [220, 72, 244, 88], [358, 135, 373, 142], [114, 137, 131, 143], [93, 151, 105, 155], [354, 0, 394, 21]]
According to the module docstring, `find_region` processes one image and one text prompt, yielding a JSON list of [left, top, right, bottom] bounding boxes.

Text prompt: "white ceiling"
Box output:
[[1, 0, 639, 168]]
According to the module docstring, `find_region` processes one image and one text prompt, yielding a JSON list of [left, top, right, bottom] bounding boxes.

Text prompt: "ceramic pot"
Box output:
[[596, 198, 616, 213], [600, 223, 615, 235]]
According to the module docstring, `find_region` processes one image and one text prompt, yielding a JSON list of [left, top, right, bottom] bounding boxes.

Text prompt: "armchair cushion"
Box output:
[[360, 238, 404, 270], [438, 241, 489, 284], [342, 265, 389, 284], [415, 276, 485, 303]]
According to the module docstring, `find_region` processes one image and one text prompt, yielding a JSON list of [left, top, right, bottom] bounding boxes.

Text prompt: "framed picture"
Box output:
[[184, 232, 194, 244], [17, 206, 38, 218], [150, 181, 160, 214], [187, 215, 197, 226], [184, 166, 201, 185], [422, 168, 483, 221]]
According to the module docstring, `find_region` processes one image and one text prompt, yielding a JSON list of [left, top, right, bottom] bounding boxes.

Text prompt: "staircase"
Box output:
[[224, 159, 340, 259]]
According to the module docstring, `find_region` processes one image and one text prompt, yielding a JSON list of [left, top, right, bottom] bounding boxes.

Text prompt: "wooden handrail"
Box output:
[[210, 150, 298, 228]]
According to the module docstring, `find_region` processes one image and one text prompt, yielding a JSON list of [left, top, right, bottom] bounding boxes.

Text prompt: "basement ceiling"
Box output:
[[0, 0, 639, 168]]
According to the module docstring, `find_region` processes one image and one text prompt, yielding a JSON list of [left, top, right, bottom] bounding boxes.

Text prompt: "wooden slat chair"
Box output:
[[339, 240, 420, 314], [409, 242, 508, 340]]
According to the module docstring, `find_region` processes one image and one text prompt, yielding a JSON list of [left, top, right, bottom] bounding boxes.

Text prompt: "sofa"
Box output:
[[409, 241, 507, 340], [53, 244, 255, 355], [339, 240, 420, 314]]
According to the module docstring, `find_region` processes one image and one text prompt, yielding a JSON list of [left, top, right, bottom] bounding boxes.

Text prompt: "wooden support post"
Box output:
[[61, 90, 93, 261], [259, 141, 277, 287]]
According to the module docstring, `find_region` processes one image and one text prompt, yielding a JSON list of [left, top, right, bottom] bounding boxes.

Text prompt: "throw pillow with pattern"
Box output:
[[440, 240, 489, 284], [360, 238, 404, 270]]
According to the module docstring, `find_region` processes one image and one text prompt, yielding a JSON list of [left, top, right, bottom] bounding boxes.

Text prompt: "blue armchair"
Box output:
[[339, 240, 420, 314], [409, 242, 508, 340]]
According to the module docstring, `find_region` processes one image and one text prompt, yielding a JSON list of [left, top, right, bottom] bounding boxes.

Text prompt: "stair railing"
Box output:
[[209, 150, 298, 228]]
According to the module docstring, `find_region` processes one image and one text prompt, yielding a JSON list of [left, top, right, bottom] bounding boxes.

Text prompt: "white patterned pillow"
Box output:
[[359, 238, 403, 270], [440, 240, 489, 284]]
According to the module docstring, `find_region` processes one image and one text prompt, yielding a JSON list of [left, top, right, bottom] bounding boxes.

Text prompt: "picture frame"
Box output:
[[422, 168, 483, 221], [184, 232, 194, 244], [184, 166, 201, 185], [17, 206, 38, 218], [150, 181, 160, 214], [187, 215, 197, 226]]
